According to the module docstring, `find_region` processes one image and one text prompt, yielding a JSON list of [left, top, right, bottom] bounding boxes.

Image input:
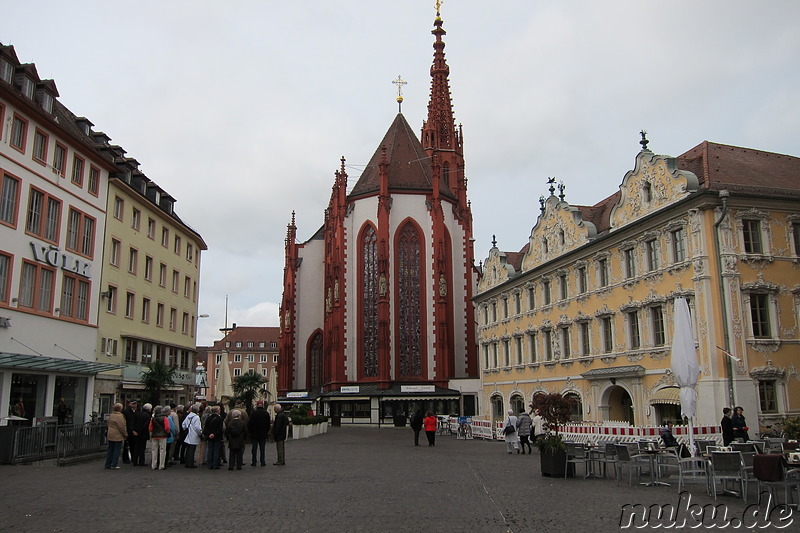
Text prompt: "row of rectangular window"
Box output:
[[105, 288, 194, 336], [215, 353, 278, 364], [482, 306, 670, 368], [1, 173, 97, 259], [213, 366, 274, 380], [0, 252, 90, 322], [224, 340, 278, 349], [107, 240, 197, 301], [112, 196, 198, 264], [2, 106, 99, 196], [122, 339, 192, 369]]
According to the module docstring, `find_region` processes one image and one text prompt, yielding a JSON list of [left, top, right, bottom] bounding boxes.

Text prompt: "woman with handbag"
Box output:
[[503, 410, 520, 454], [731, 406, 750, 442]]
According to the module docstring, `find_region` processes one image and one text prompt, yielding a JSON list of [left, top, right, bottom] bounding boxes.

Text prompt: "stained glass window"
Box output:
[[362, 226, 378, 377], [309, 332, 323, 389], [397, 223, 422, 376]]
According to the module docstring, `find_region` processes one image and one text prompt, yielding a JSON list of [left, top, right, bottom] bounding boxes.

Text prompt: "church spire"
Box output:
[[422, 1, 459, 154]]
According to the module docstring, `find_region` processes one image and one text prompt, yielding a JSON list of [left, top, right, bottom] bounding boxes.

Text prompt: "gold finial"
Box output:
[[435, 0, 443, 17], [392, 75, 407, 112]]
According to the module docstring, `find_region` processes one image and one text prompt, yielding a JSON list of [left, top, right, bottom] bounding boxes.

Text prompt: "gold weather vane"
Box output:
[[392, 75, 407, 113]]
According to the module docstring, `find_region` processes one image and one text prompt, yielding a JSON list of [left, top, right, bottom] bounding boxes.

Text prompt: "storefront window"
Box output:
[[54, 376, 87, 424]]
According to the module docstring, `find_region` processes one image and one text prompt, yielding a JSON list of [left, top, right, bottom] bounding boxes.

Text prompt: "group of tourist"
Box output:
[[501, 407, 545, 454], [104, 399, 289, 470]]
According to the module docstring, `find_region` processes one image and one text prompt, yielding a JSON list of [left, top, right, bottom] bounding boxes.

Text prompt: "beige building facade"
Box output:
[[476, 139, 800, 434]]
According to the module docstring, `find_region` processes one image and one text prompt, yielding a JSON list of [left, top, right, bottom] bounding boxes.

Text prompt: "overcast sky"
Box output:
[[4, 1, 799, 345]]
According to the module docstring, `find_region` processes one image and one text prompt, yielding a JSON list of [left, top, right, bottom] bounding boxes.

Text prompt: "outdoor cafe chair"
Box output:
[[782, 441, 799, 452], [748, 440, 766, 454], [709, 451, 747, 503], [694, 439, 715, 455], [615, 444, 648, 486], [731, 442, 757, 453], [764, 437, 785, 454], [752, 454, 800, 510], [564, 442, 590, 478], [600, 442, 618, 479], [677, 456, 711, 495]]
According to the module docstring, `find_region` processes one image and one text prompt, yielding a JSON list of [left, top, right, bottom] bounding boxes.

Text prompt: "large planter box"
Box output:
[[539, 449, 567, 477]]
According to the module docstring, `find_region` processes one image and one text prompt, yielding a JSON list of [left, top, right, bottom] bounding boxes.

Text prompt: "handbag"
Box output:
[[503, 424, 515, 435]]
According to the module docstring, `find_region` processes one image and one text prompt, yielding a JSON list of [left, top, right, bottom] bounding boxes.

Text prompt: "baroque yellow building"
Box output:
[[476, 137, 800, 433]]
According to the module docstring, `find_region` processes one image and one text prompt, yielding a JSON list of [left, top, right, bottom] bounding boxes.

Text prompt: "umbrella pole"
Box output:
[[688, 417, 696, 457]]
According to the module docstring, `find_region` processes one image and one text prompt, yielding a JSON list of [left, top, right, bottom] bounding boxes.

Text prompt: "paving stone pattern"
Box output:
[[0, 428, 766, 532]]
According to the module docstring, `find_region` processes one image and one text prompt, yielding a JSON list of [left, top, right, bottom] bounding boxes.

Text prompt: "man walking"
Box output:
[[131, 403, 152, 466], [272, 404, 289, 466], [248, 400, 271, 466]]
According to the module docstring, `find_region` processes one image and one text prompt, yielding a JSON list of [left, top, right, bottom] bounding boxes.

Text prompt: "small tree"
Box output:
[[232, 370, 265, 414], [531, 392, 575, 453], [140, 360, 177, 405]]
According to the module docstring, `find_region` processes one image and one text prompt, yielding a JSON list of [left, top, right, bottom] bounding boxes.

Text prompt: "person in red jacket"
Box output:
[[423, 411, 437, 447]]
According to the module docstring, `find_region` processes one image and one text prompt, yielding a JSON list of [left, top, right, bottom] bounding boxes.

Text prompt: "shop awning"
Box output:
[[0, 352, 123, 375], [649, 387, 681, 406]]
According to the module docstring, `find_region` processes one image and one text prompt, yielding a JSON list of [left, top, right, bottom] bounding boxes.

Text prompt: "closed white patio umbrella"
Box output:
[[670, 297, 700, 455]]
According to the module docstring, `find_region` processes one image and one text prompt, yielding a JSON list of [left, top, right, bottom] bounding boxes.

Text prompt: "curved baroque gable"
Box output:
[[478, 247, 517, 292], [522, 195, 597, 271], [610, 150, 699, 230]]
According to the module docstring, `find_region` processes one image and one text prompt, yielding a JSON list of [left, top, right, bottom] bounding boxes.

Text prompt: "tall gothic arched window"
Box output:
[[361, 225, 378, 377], [397, 222, 422, 376], [308, 332, 323, 390]]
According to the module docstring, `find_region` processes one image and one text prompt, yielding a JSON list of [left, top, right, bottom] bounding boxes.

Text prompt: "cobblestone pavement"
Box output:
[[0, 427, 790, 532]]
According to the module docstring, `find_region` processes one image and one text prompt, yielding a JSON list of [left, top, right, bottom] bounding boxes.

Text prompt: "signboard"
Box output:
[[340, 386, 360, 393], [286, 391, 308, 398], [400, 385, 436, 393]]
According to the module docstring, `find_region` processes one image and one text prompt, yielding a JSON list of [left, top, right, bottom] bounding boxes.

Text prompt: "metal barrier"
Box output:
[[9, 422, 106, 464]]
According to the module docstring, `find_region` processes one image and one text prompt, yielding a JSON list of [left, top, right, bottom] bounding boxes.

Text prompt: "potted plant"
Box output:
[[531, 393, 575, 477]]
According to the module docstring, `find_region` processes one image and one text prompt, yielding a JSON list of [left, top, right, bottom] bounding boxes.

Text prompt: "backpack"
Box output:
[[228, 421, 242, 438]]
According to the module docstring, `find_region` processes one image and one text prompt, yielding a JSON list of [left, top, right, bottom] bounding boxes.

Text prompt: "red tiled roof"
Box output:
[[677, 141, 800, 197], [348, 113, 453, 200]]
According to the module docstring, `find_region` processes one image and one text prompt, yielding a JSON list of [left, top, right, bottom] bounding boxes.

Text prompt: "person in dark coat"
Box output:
[[731, 406, 750, 442], [131, 403, 152, 466], [720, 407, 735, 446], [272, 404, 289, 465], [121, 400, 138, 464], [410, 410, 424, 446], [225, 410, 248, 470], [248, 401, 271, 466], [202, 406, 224, 470]]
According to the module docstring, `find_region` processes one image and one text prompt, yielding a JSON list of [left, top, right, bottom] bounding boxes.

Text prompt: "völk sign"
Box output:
[[30, 242, 92, 278]]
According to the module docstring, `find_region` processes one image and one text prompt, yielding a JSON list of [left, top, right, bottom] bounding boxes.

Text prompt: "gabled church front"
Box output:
[[278, 8, 480, 425]]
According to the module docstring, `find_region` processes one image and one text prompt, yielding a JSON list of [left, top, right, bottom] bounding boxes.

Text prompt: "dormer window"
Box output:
[[0, 59, 13, 83], [41, 92, 53, 113], [21, 77, 35, 99]]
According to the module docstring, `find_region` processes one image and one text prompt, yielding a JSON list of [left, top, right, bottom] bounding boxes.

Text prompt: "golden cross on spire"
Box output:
[[435, 0, 443, 16], [392, 75, 407, 112]]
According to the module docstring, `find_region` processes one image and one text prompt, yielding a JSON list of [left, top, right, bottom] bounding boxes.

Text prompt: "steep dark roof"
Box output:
[[348, 113, 453, 200]]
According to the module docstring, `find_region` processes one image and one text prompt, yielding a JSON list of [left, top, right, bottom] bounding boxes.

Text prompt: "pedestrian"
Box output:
[[198, 403, 210, 465], [203, 405, 224, 470], [56, 398, 68, 425], [248, 400, 271, 466], [148, 406, 171, 470], [660, 421, 679, 448], [131, 403, 152, 466], [174, 405, 186, 463], [410, 409, 424, 446], [104, 403, 127, 469], [731, 406, 750, 442], [225, 410, 248, 470], [423, 411, 437, 447], [720, 407, 735, 446], [531, 408, 545, 452], [503, 410, 520, 454], [272, 404, 289, 465], [182, 403, 202, 468], [121, 399, 138, 464], [516, 410, 533, 454]]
